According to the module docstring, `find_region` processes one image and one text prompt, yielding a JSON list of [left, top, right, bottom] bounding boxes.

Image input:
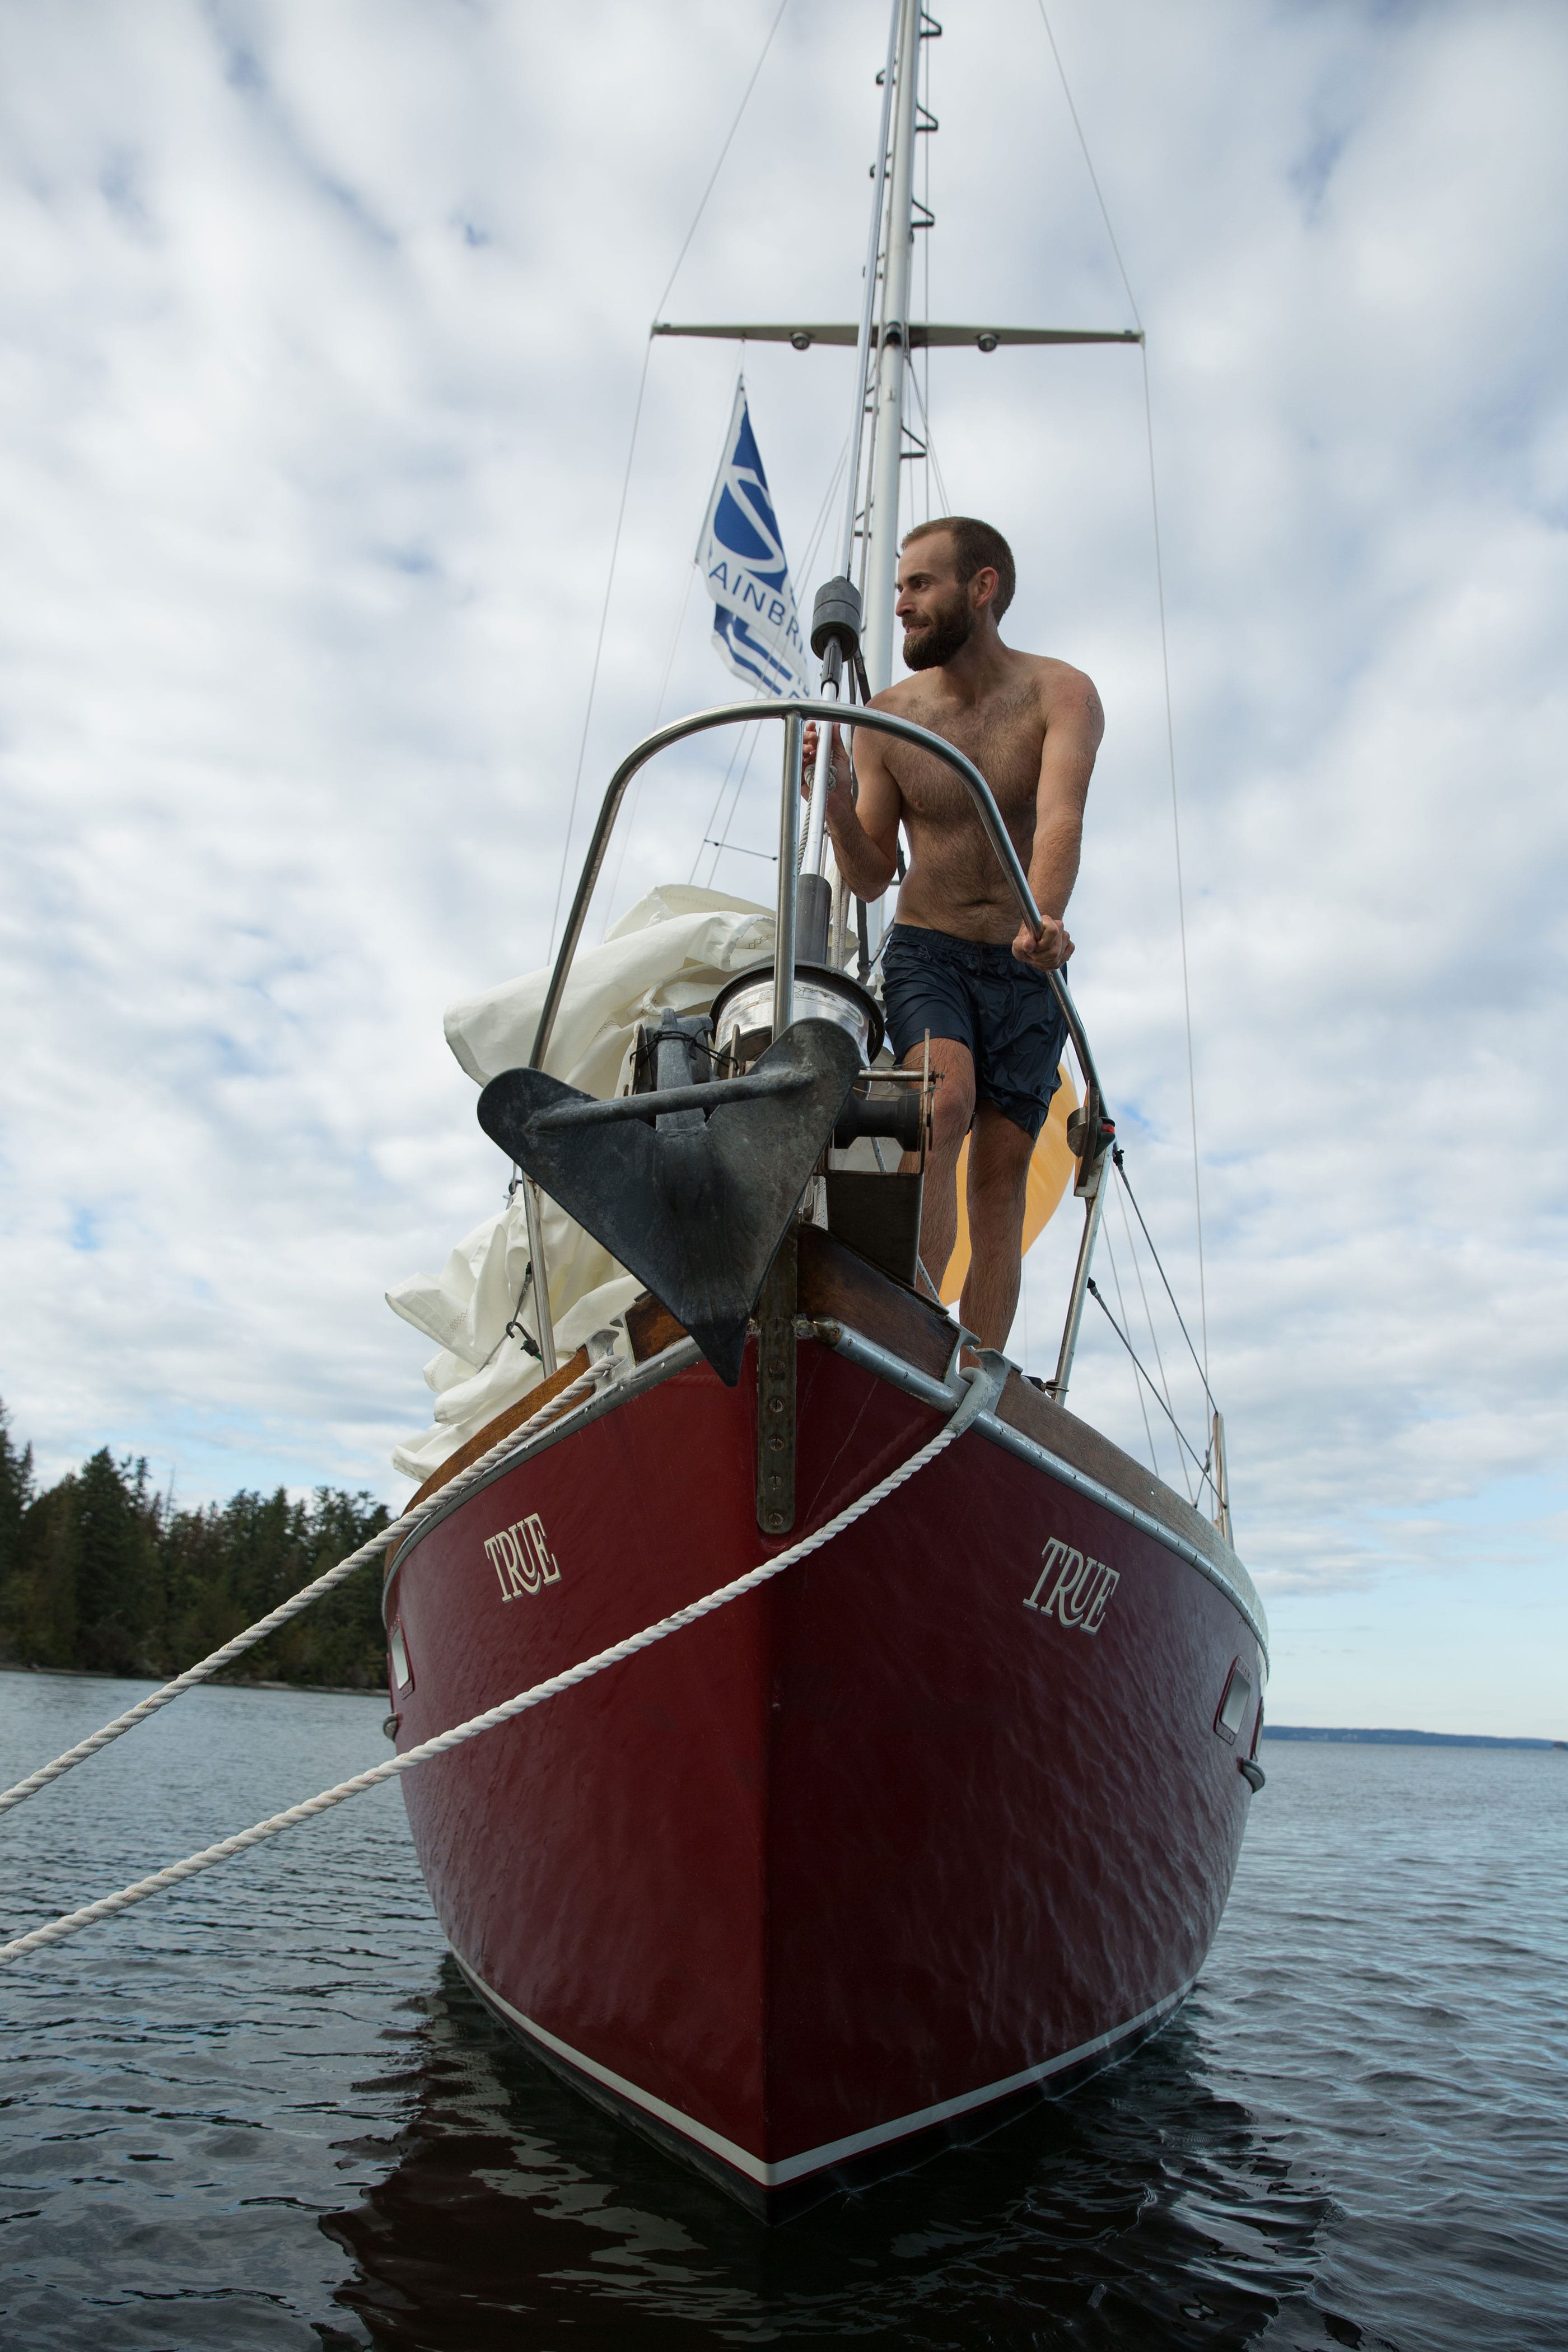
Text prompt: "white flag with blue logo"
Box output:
[[697, 382, 810, 698]]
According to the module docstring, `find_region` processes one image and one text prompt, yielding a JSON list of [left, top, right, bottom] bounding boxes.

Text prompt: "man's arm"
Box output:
[[802, 718, 903, 902], [1011, 668, 1103, 972]]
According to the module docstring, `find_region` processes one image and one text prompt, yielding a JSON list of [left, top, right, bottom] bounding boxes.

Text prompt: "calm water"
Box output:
[[0, 1673, 1562, 2350]]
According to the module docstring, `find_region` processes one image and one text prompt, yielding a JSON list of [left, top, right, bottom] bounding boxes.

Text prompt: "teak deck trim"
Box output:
[[404, 1347, 591, 1514]]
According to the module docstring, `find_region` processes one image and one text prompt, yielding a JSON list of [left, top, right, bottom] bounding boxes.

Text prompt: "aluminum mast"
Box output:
[[858, 0, 925, 694], [801, 0, 927, 955], [652, 0, 1138, 954]]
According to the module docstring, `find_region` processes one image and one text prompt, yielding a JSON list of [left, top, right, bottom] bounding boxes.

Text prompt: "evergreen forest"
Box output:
[[0, 1400, 391, 1691]]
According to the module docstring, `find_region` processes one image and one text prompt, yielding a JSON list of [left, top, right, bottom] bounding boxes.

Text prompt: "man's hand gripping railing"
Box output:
[[0, 1357, 622, 1822]]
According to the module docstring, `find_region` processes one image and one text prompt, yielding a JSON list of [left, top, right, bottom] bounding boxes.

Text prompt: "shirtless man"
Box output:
[[806, 515, 1102, 1351]]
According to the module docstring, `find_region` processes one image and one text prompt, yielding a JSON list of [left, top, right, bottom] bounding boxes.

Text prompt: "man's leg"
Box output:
[[959, 1098, 1035, 1349], [900, 1037, 976, 1300]]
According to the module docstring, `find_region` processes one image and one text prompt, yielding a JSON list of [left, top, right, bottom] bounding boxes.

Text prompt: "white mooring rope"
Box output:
[[0, 1360, 618, 1822], [0, 1362, 997, 1967]]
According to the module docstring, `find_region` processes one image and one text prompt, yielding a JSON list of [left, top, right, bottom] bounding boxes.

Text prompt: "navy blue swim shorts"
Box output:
[[880, 922, 1069, 1141]]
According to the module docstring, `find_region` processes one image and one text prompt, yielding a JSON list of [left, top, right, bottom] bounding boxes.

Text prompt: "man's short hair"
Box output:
[[902, 515, 1016, 619]]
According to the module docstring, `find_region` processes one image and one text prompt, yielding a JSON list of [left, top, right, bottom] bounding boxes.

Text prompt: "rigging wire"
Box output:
[[546, 339, 652, 963], [796, 433, 853, 598], [688, 717, 763, 886], [1113, 1175, 1192, 1503], [601, 362, 752, 931], [1032, 2, 1142, 333], [1102, 1220, 1161, 1485], [1140, 339, 1210, 1387], [1085, 1276, 1214, 1500], [544, 0, 794, 962], [1113, 1149, 1218, 1416], [1112, 1164, 1182, 1441], [704, 724, 767, 887], [599, 559, 699, 932], [906, 363, 951, 516], [1033, 2, 1211, 1390]]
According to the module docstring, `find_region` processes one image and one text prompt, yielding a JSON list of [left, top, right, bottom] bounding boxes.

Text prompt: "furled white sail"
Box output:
[[386, 885, 776, 1483]]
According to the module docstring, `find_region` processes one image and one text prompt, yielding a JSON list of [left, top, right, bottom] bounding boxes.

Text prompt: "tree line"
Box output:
[[0, 1400, 392, 1691]]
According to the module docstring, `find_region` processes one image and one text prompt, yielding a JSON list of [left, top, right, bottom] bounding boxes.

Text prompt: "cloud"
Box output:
[[0, 0, 1562, 1704]]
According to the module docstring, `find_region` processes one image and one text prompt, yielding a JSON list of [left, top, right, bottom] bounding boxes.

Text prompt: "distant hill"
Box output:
[[1262, 1725, 1563, 1751]]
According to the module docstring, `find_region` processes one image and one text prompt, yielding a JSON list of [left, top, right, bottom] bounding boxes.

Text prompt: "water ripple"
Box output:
[[1, 1674, 1562, 2349]]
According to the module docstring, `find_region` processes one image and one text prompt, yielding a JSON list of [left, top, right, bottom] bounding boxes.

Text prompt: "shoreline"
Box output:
[[1, 1663, 386, 1701], [1264, 1724, 1562, 1751], [4, 1670, 1557, 1740]]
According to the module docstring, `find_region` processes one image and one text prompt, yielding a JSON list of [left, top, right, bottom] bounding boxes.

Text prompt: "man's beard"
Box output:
[[902, 594, 974, 671]]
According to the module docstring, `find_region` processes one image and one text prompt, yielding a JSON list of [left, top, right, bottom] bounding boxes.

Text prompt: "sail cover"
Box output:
[[698, 382, 810, 697]]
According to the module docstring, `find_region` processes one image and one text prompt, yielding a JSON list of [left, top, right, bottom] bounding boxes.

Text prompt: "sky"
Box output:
[[0, 0, 1563, 1734]]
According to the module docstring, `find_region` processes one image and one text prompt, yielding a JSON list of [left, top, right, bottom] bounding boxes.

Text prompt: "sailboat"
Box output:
[[380, 0, 1267, 2217]]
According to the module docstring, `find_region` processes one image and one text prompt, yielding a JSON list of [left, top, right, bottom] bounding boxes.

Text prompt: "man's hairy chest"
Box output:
[[883, 685, 1043, 827]]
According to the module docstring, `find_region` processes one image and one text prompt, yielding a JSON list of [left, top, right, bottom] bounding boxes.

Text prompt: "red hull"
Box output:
[[384, 1326, 1264, 2210]]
